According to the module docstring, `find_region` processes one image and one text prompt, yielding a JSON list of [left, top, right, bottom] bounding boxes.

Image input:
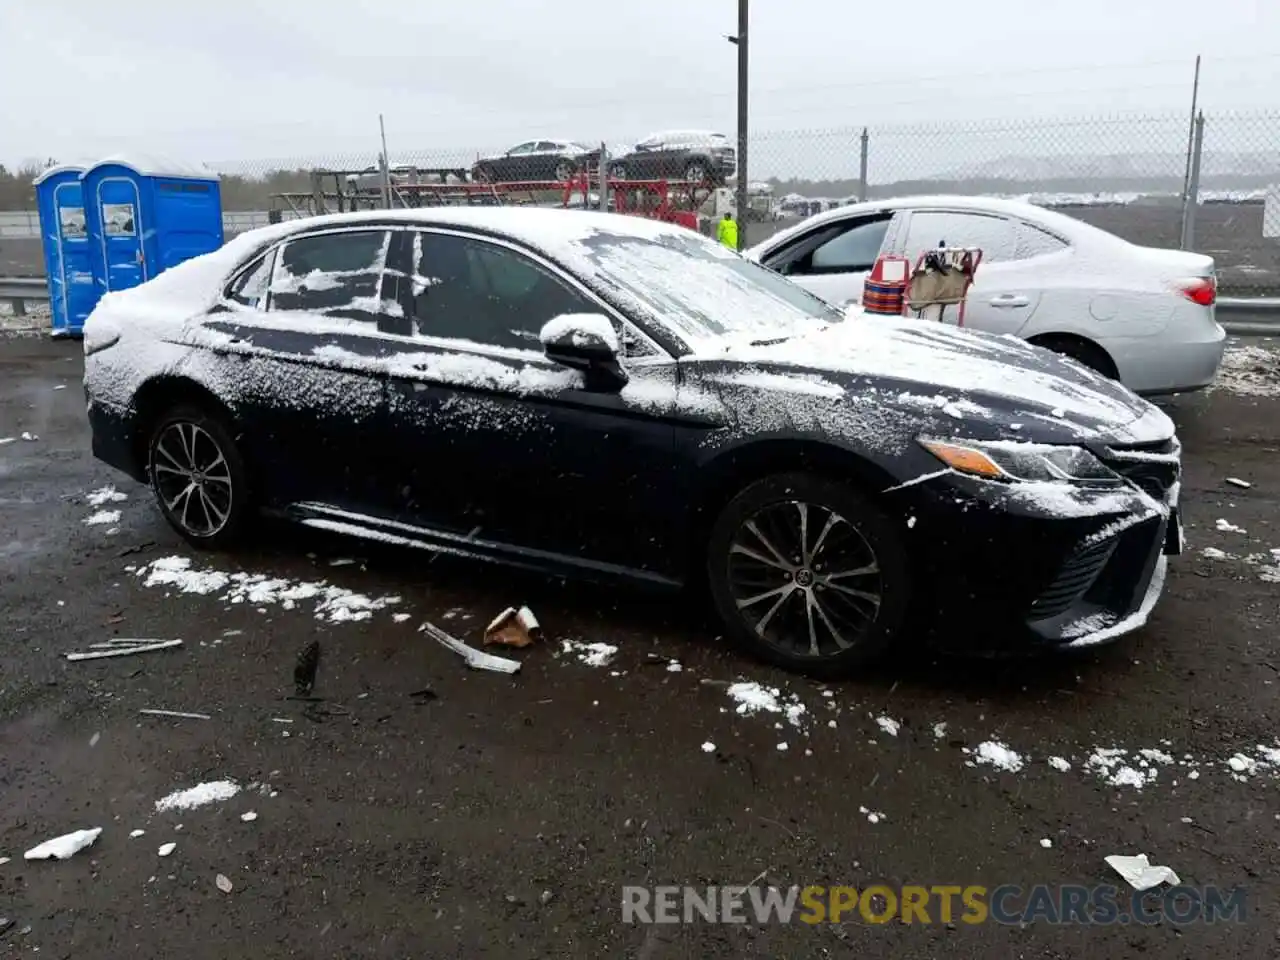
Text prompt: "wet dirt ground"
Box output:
[[1, 336, 1278, 959]]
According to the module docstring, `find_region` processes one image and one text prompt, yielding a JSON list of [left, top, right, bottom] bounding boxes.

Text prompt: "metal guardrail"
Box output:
[[4, 273, 1280, 334], [0, 277, 48, 316], [1215, 297, 1280, 336]]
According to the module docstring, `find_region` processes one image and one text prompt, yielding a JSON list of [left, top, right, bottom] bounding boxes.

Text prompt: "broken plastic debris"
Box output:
[[420, 620, 520, 674], [215, 874, 234, 894], [1104, 854, 1180, 891], [158, 843, 177, 858], [65, 639, 182, 661], [484, 605, 542, 648], [129, 830, 145, 839], [1225, 477, 1252, 489], [24, 827, 102, 861], [139, 709, 211, 720], [240, 811, 258, 822]]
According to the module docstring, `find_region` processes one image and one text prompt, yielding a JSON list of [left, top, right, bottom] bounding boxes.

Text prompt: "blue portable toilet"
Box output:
[[33, 163, 101, 337], [80, 154, 224, 298]]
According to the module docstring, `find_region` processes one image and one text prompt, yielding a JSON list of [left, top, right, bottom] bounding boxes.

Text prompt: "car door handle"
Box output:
[[988, 295, 1030, 308]]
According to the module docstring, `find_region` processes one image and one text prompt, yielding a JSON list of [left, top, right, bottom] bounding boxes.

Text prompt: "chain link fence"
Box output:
[[3, 109, 1279, 293]]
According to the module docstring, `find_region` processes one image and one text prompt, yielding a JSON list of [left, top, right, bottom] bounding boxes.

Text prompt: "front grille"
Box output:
[[1029, 537, 1117, 620]]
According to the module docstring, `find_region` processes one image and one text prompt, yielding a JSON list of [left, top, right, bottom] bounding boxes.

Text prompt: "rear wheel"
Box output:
[[684, 160, 708, 182], [706, 473, 912, 677], [609, 162, 628, 180], [147, 405, 251, 549], [1030, 334, 1119, 380], [553, 159, 576, 182]]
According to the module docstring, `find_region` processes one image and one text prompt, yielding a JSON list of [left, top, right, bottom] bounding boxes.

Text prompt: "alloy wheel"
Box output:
[[685, 163, 707, 182], [726, 499, 883, 658], [151, 421, 235, 538], [554, 160, 574, 181]]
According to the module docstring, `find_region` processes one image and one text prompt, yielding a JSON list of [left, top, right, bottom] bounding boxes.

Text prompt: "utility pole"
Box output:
[[727, 0, 748, 250]]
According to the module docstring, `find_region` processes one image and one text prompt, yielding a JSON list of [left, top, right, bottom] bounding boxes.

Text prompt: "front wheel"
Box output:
[[706, 473, 912, 677], [147, 405, 252, 549], [684, 161, 708, 183], [609, 163, 628, 180]]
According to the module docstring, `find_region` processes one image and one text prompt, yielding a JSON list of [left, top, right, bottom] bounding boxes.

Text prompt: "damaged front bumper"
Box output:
[[900, 436, 1182, 652]]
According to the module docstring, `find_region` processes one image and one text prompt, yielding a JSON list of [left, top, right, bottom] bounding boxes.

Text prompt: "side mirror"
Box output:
[[539, 313, 628, 391]]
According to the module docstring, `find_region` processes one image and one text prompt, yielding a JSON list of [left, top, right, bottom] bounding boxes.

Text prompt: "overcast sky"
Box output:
[[4, 0, 1277, 172]]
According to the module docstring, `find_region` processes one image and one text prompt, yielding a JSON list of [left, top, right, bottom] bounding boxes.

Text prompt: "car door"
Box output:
[[493, 142, 534, 181], [374, 227, 684, 579], [894, 208, 1046, 335], [630, 135, 662, 179], [759, 212, 897, 308], [528, 141, 561, 180], [201, 226, 401, 513]]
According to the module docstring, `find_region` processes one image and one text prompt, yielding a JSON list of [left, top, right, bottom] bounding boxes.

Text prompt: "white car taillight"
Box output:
[[1174, 276, 1216, 307]]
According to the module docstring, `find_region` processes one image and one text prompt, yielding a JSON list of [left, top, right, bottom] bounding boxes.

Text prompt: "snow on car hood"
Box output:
[[700, 316, 1160, 433]]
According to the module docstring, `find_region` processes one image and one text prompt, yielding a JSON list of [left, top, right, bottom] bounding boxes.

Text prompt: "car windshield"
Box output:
[[575, 230, 844, 348]]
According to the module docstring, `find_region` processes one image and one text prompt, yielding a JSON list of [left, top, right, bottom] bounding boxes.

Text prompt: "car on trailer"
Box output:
[[608, 130, 737, 184], [471, 140, 602, 184], [83, 207, 1182, 678]]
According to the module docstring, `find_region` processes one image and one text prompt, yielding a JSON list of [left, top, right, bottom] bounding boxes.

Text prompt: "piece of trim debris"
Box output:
[[420, 620, 520, 674], [66, 639, 183, 662], [484, 605, 541, 648], [215, 873, 234, 893], [1104, 853, 1180, 891], [24, 827, 103, 861], [1225, 477, 1252, 489], [139, 709, 212, 721]]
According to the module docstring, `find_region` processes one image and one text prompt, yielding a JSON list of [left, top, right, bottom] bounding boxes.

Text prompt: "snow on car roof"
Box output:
[[81, 208, 715, 330], [749, 194, 1128, 256]]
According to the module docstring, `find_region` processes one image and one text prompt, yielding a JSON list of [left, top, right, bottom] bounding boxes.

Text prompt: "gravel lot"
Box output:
[[2, 335, 1279, 958]]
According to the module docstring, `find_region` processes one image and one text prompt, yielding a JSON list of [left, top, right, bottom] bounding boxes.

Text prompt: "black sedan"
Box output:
[[82, 207, 1182, 677], [471, 140, 601, 183], [608, 130, 737, 183]]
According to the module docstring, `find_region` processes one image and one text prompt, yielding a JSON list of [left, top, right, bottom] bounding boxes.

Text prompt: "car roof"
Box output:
[[248, 207, 703, 258], [748, 194, 1124, 254]]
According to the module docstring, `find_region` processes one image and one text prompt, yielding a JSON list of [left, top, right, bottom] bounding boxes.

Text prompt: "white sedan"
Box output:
[[745, 195, 1226, 395]]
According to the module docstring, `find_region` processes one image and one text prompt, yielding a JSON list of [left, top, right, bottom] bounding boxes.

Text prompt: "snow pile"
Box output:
[[560, 640, 619, 668], [83, 509, 122, 526], [86, 485, 128, 506], [1199, 545, 1280, 584], [131, 556, 401, 622], [725, 682, 808, 729], [155, 780, 241, 813], [1213, 344, 1280, 398], [965, 740, 1025, 773], [1084, 748, 1175, 790]]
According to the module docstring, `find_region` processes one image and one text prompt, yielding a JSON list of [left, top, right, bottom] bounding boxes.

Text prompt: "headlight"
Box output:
[[919, 437, 1122, 485]]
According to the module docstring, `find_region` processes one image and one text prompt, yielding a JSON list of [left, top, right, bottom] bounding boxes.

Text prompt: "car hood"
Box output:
[[686, 317, 1170, 443]]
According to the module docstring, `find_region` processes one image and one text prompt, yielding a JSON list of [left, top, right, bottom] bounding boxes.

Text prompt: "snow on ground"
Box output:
[[725, 682, 808, 729], [1214, 343, 1280, 398], [559, 640, 619, 667], [128, 556, 402, 623], [154, 780, 241, 813], [83, 509, 121, 527], [86, 485, 128, 506]]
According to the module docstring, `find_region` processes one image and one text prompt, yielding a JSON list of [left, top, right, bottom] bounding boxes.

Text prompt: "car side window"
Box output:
[[808, 218, 893, 273], [225, 251, 274, 309], [1014, 220, 1070, 259], [903, 211, 1018, 263], [508, 143, 535, 156], [267, 230, 391, 321], [406, 232, 604, 352]]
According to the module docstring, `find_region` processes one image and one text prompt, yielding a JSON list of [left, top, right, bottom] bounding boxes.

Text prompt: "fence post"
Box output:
[[309, 170, 325, 216], [858, 127, 869, 202], [599, 141, 609, 212], [1180, 112, 1205, 251]]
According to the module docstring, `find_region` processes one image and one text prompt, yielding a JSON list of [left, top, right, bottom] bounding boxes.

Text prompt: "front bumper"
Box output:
[[86, 395, 146, 483], [899, 438, 1180, 652]]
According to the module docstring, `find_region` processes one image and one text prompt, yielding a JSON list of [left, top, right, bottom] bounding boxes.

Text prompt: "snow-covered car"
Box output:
[[608, 130, 737, 184], [83, 207, 1182, 677], [745, 195, 1226, 395], [471, 140, 600, 183]]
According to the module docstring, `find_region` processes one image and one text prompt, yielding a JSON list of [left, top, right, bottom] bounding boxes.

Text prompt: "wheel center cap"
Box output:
[[794, 568, 815, 588]]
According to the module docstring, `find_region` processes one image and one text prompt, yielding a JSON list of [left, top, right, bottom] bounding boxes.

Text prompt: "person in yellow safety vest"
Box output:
[[716, 212, 739, 250]]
